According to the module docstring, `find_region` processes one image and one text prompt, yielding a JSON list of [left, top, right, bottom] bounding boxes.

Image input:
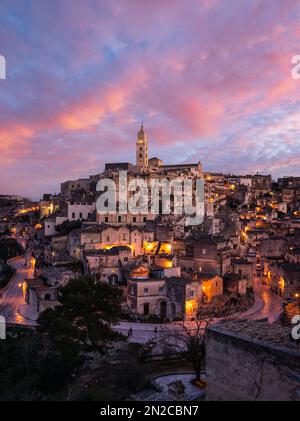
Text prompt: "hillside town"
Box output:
[[0, 125, 299, 401]]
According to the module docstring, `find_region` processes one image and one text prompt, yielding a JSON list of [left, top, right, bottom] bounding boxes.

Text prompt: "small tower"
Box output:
[[136, 123, 148, 169]]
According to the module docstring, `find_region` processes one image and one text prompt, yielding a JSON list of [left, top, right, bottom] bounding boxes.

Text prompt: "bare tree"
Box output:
[[157, 304, 237, 384], [157, 305, 215, 384]]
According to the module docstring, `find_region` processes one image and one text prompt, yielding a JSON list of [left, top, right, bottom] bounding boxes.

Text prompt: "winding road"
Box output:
[[0, 257, 284, 339], [0, 255, 35, 325]]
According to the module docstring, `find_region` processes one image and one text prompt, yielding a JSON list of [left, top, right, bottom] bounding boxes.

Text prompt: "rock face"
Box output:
[[206, 321, 300, 401]]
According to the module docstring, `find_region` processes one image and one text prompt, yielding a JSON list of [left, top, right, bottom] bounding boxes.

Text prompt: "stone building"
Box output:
[[191, 236, 232, 276], [61, 178, 92, 199], [25, 277, 58, 313], [198, 272, 223, 302], [78, 224, 155, 258], [127, 266, 202, 320], [83, 246, 132, 284], [67, 202, 96, 221], [269, 262, 300, 299], [223, 273, 247, 295], [259, 237, 288, 258], [127, 266, 168, 318], [231, 258, 254, 288]]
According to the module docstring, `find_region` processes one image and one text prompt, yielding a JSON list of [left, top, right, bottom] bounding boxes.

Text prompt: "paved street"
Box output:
[[0, 256, 36, 326], [0, 258, 284, 337], [245, 278, 283, 323], [117, 279, 284, 343]]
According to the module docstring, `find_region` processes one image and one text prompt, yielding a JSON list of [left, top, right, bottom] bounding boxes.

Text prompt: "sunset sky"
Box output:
[[1, 0, 300, 198]]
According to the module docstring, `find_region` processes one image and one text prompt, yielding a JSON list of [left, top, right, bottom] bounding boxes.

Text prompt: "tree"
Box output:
[[0, 238, 22, 262], [55, 220, 82, 236], [37, 276, 125, 354], [159, 305, 214, 384]]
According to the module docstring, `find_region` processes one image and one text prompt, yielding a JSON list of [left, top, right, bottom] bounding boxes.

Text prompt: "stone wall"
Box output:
[[206, 324, 300, 401]]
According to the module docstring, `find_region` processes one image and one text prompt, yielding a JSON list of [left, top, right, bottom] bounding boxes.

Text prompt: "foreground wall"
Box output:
[[206, 324, 300, 401]]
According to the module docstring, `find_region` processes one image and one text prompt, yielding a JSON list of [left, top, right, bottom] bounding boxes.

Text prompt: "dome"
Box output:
[[130, 265, 149, 279]]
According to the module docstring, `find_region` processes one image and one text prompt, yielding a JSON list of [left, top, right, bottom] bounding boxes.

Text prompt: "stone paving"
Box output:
[[132, 373, 206, 401]]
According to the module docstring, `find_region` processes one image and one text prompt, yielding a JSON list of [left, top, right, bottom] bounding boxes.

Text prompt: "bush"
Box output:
[[0, 238, 22, 262]]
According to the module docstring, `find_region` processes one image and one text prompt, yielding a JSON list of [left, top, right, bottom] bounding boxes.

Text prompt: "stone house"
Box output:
[[285, 246, 300, 264], [259, 237, 288, 258], [223, 273, 247, 295], [127, 266, 203, 320], [61, 178, 92, 199], [78, 224, 155, 258], [83, 246, 132, 284], [197, 272, 223, 302], [67, 228, 82, 259], [127, 266, 169, 318], [25, 277, 59, 313], [67, 202, 96, 221], [231, 258, 254, 288], [191, 236, 232, 276], [270, 262, 300, 299]]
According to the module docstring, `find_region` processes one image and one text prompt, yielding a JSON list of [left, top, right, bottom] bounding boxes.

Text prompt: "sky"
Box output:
[[1, 0, 300, 199]]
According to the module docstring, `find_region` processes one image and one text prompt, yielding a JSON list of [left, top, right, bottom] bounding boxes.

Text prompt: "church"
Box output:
[[97, 125, 204, 226], [104, 123, 203, 178]]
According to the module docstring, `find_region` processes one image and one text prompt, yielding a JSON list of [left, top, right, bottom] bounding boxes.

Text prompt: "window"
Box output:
[[202, 249, 207, 255], [144, 288, 149, 294], [105, 216, 109, 223], [133, 217, 137, 223], [190, 290, 195, 298], [143, 216, 147, 222], [106, 236, 110, 242], [72, 212, 75, 219], [159, 286, 164, 293], [124, 257, 128, 262], [118, 215, 122, 222], [79, 212, 83, 219]]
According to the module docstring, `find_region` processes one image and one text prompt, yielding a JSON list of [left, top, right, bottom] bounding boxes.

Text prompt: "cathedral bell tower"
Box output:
[[136, 123, 148, 169]]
